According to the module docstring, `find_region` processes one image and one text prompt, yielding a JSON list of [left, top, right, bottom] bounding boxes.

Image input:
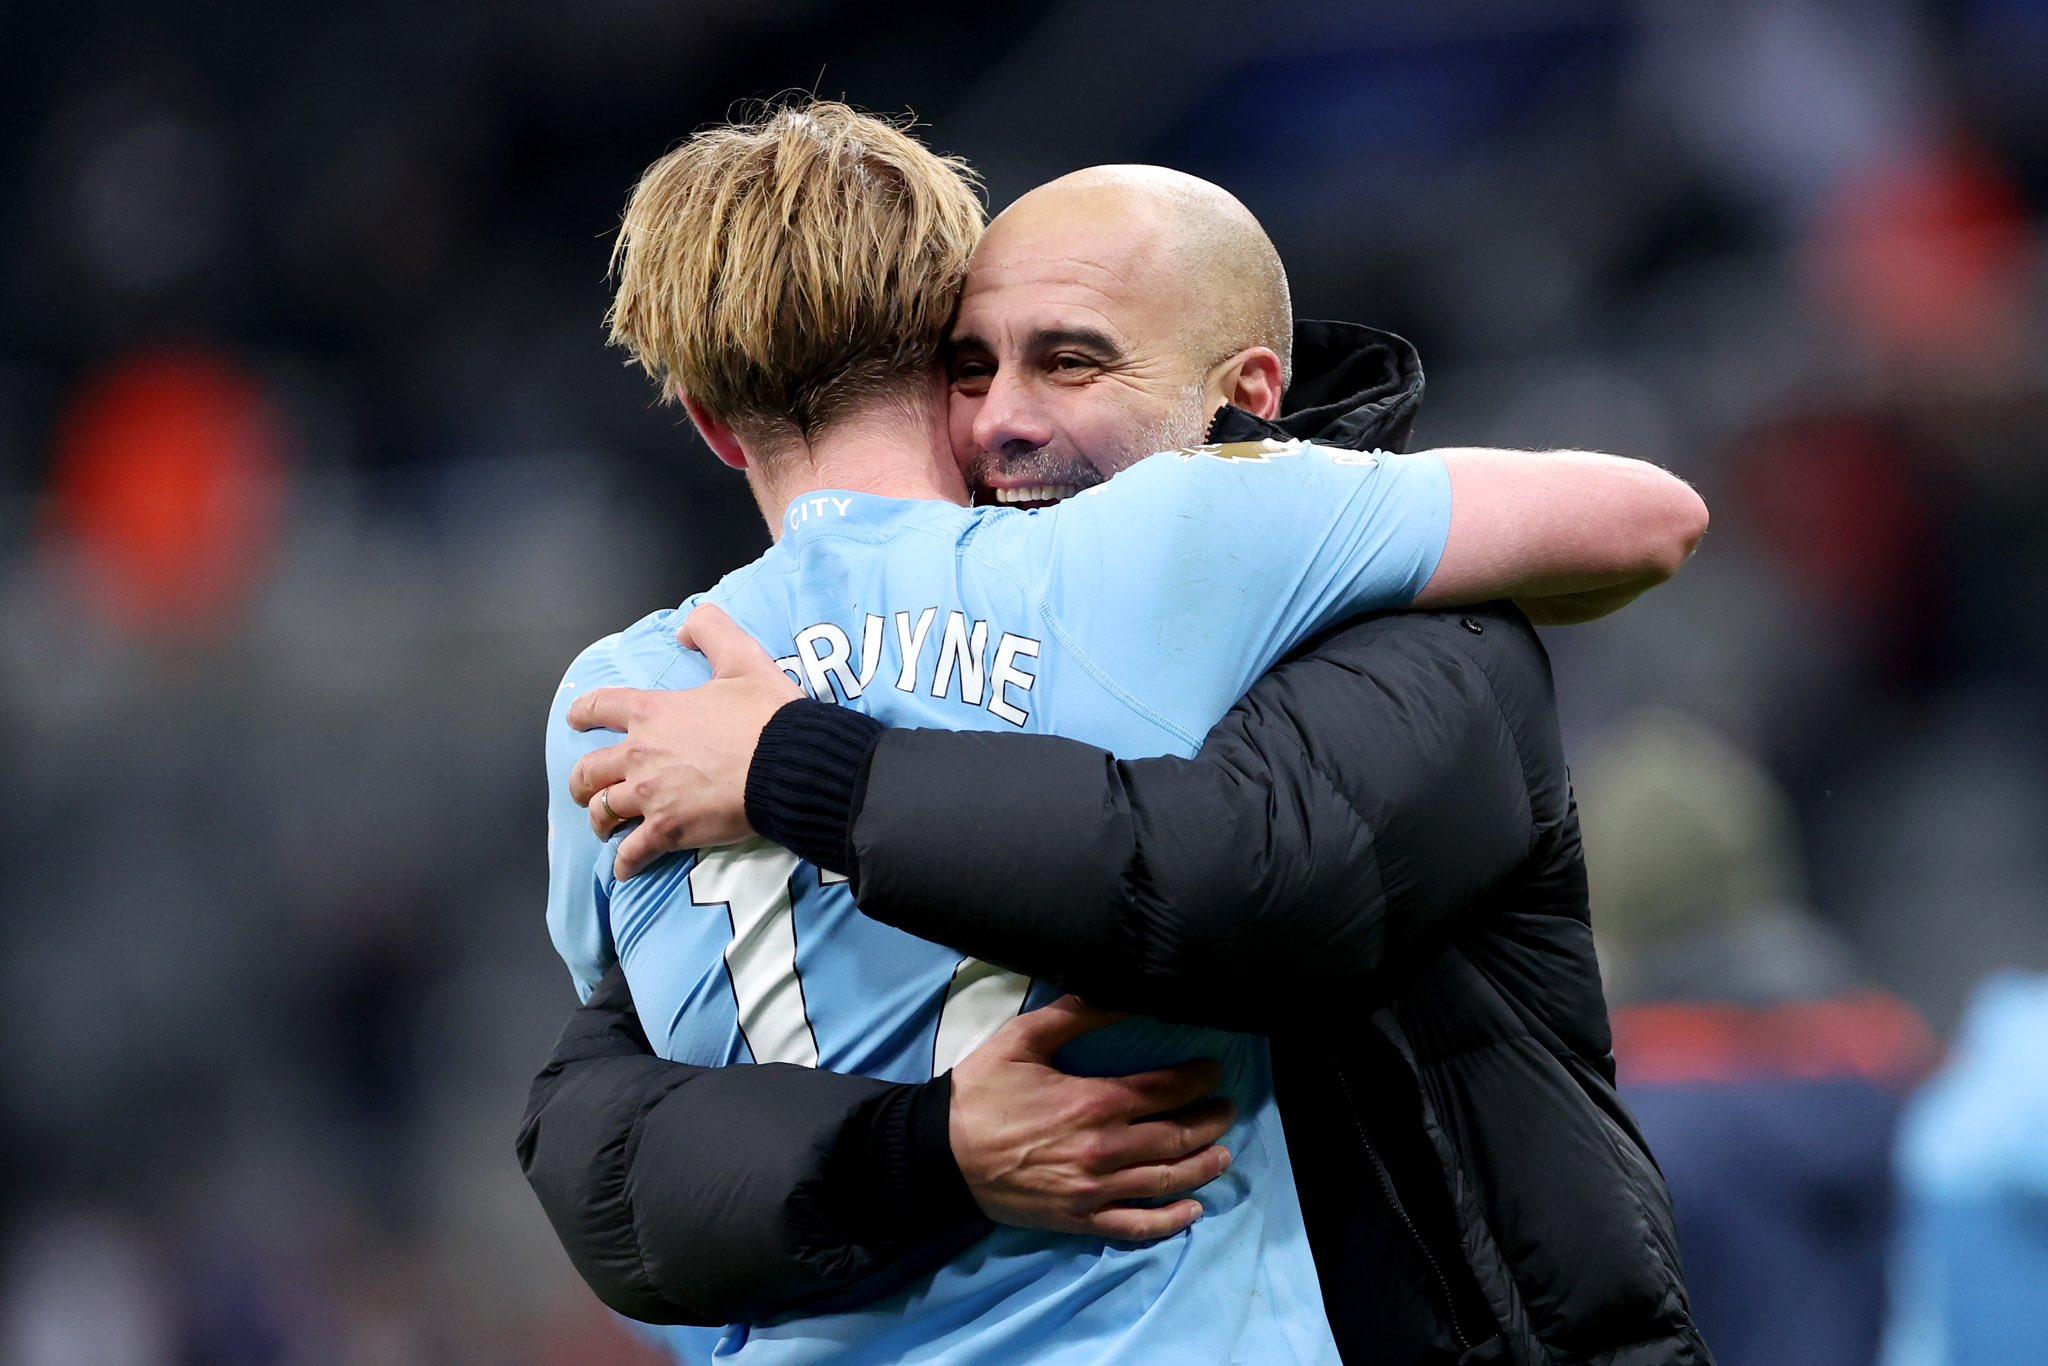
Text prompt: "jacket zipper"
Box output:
[[1334, 1066, 1472, 1355]]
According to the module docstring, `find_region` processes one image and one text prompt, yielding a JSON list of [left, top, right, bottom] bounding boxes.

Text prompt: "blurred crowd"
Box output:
[[2, 2, 2044, 1362]]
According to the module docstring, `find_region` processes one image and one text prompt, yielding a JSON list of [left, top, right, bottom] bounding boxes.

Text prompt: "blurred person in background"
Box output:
[[1581, 710, 1935, 1366], [524, 101, 1710, 1363], [1885, 972, 2048, 1365]]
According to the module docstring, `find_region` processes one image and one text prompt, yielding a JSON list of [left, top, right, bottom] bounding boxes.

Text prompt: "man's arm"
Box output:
[[1015, 442, 1699, 736], [517, 963, 983, 1326], [827, 606, 1549, 1030], [1416, 448, 1709, 620], [520, 967, 1233, 1325], [580, 603, 1550, 1029]]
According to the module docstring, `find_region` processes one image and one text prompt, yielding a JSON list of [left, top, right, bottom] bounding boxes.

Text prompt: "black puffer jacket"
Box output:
[[519, 322, 1710, 1362], [835, 604, 1705, 1363]]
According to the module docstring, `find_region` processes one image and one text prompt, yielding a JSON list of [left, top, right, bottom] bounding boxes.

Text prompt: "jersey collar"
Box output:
[[780, 489, 940, 540]]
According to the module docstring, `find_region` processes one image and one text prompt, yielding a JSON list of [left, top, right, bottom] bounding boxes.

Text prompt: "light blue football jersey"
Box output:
[[545, 439, 1452, 1364]]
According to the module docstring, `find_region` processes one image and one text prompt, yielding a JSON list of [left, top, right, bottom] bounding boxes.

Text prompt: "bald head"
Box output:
[[947, 165, 1295, 504], [985, 165, 1293, 382]]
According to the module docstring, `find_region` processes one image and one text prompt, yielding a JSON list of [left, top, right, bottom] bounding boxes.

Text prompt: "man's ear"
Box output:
[[1208, 347, 1285, 422], [681, 395, 749, 471]]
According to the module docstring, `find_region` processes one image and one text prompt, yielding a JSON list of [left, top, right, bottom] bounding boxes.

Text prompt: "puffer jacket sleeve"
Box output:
[[516, 963, 985, 1325], [850, 606, 1545, 1033]]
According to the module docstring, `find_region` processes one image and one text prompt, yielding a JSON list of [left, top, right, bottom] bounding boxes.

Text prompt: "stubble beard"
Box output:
[[965, 383, 1213, 505]]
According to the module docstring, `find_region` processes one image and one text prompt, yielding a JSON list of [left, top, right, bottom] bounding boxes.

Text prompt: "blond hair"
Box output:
[[607, 101, 984, 448]]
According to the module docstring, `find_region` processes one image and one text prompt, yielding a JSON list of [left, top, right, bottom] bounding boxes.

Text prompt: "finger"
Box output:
[[1082, 1198, 1205, 1242], [586, 783, 640, 840], [1096, 1058, 1226, 1120], [568, 687, 648, 734], [613, 817, 679, 883], [567, 742, 632, 807], [679, 605, 782, 680], [1113, 1098, 1238, 1166], [1096, 1145, 1233, 1206], [1003, 995, 1127, 1057]]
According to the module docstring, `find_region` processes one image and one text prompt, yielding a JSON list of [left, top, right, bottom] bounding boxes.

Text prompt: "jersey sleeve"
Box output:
[[546, 607, 710, 999], [1028, 441, 1452, 728], [545, 637, 631, 1001]]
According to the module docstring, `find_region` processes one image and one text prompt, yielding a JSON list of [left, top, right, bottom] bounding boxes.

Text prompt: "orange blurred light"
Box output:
[[1808, 138, 2033, 370], [46, 350, 288, 641]]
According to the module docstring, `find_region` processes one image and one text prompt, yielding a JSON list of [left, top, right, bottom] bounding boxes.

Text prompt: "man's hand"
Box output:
[[567, 605, 802, 880], [949, 996, 1235, 1241]]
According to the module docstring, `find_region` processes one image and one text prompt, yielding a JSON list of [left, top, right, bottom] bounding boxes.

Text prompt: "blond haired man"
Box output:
[[544, 102, 1703, 1362]]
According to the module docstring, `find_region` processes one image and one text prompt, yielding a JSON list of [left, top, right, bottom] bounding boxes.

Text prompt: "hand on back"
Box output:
[[948, 996, 1235, 1241], [568, 606, 801, 879], [570, 619, 1234, 1243]]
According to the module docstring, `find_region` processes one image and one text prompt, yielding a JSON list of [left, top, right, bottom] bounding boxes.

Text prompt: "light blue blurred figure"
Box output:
[[1885, 973, 2048, 1366]]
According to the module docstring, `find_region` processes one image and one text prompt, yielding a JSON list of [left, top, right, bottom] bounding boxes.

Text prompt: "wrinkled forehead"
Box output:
[[953, 210, 1184, 352]]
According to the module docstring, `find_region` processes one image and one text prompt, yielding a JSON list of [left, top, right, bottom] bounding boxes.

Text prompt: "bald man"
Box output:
[[525, 130, 1710, 1364], [951, 166, 1297, 507], [942, 167, 1672, 628]]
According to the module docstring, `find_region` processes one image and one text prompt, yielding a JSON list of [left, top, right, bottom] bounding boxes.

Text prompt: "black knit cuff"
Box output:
[[905, 1073, 981, 1228], [744, 699, 886, 877], [827, 1073, 982, 1248]]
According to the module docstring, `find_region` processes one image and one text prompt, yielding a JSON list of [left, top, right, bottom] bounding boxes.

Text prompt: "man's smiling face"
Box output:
[[946, 184, 1220, 509]]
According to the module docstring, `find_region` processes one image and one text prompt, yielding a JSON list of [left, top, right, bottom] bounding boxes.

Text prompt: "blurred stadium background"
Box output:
[[3, 2, 2045, 1362]]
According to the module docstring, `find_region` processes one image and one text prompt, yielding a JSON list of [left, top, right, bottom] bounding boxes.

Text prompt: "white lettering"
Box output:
[[778, 609, 1040, 724], [795, 623, 857, 701], [692, 843, 818, 1068], [784, 495, 860, 534], [772, 654, 817, 697], [988, 634, 1041, 726], [853, 614, 886, 695], [932, 959, 1033, 1073], [894, 608, 937, 692], [932, 612, 988, 705]]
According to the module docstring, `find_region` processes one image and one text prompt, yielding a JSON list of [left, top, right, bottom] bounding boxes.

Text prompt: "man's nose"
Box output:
[[970, 371, 1055, 459]]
